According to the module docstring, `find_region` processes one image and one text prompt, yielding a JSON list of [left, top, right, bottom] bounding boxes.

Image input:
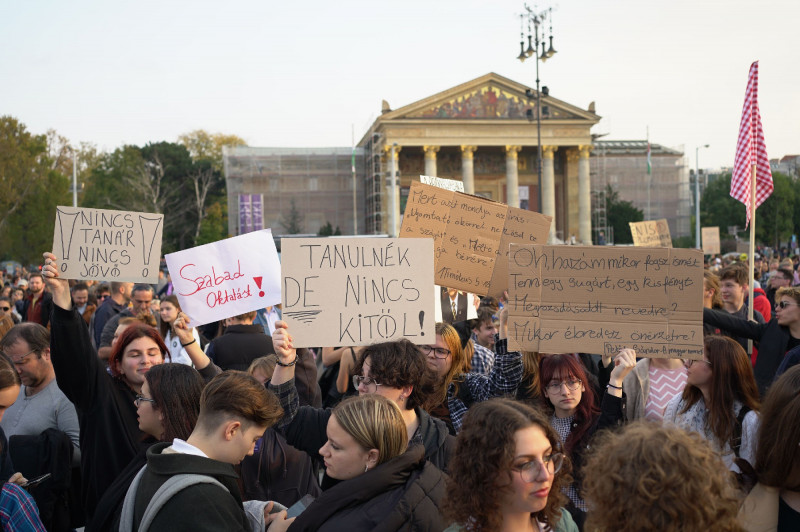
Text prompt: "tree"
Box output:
[[177, 130, 246, 172], [699, 174, 744, 239], [317, 222, 342, 236], [281, 199, 304, 234], [598, 185, 643, 244]]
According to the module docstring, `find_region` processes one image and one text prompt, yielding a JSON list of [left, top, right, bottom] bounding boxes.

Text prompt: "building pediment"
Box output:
[[380, 72, 600, 123]]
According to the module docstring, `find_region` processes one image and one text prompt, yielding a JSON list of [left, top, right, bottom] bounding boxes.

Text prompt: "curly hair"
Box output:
[[755, 365, 800, 490], [443, 398, 571, 531], [583, 423, 744, 532], [680, 335, 759, 446], [352, 339, 437, 411]]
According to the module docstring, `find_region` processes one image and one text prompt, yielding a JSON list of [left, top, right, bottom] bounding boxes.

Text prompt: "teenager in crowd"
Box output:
[[40, 252, 218, 519], [119, 372, 287, 531], [663, 335, 760, 473], [426, 313, 523, 435], [269, 320, 453, 489], [705, 286, 800, 395], [88, 363, 204, 531], [443, 398, 577, 532], [583, 423, 744, 532], [539, 350, 635, 527], [158, 295, 200, 366], [739, 365, 800, 530], [277, 395, 446, 531]]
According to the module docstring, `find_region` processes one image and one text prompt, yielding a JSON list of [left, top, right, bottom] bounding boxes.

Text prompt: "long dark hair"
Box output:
[[144, 363, 204, 441], [443, 398, 571, 531], [680, 335, 760, 445], [539, 354, 599, 455], [158, 295, 182, 340], [755, 365, 800, 490]]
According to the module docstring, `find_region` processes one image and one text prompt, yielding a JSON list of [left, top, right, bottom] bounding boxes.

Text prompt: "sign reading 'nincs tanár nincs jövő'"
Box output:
[[280, 237, 435, 347]]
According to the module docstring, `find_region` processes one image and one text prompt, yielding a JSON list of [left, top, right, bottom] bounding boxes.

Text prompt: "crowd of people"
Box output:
[[0, 247, 797, 531]]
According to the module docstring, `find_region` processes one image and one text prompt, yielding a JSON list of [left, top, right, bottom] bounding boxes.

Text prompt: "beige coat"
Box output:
[[738, 483, 779, 532]]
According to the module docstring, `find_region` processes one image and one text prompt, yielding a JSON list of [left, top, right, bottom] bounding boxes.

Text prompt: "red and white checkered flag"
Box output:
[[730, 61, 772, 227]]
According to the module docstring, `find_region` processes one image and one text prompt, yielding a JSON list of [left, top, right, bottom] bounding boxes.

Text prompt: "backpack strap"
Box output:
[[731, 404, 751, 458], [118, 464, 229, 532]]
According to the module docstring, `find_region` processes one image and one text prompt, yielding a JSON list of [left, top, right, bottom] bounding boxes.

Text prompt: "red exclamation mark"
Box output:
[[253, 277, 264, 297]]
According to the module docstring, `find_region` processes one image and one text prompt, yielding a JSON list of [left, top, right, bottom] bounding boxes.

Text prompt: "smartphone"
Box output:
[[20, 473, 51, 490], [286, 494, 315, 518]]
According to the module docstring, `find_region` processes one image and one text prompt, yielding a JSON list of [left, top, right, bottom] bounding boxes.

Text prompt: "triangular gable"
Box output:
[[382, 72, 599, 122]]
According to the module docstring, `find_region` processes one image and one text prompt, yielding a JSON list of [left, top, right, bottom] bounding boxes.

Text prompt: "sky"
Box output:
[[2, 0, 798, 171]]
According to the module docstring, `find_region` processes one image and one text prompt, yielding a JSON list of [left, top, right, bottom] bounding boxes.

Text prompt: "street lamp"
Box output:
[[695, 144, 709, 248], [517, 5, 556, 214]]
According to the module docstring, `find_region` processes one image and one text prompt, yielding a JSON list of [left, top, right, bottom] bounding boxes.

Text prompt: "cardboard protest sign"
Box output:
[[164, 229, 281, 327], [420, 175, 465, 192], [53, 206, 163, 283], [434, 286, 479, 325], [629, 219, 672, 247], [702, 227, 721, 255], [507, 245, 703, 359], [400, 181, 552, 299], [281, 238, 435, 347]]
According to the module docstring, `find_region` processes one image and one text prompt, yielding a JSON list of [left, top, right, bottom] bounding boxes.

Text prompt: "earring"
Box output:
[[398, 395, 406, 402], [364, 464, 370, 473]]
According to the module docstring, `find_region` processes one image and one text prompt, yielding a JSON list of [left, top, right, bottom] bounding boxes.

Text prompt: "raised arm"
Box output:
[[703, 308, 768, 341], [173, 313, 221, 381]]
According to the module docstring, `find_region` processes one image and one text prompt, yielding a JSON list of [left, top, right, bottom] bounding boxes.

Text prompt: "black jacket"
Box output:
[[704, 307, 790, 395], [206, 324, 276, 371], [287, 445, 447, 532], [130, 443, 250, 531]]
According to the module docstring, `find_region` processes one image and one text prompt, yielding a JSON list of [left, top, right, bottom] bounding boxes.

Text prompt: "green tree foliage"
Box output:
[[196, 201, 228, 245], [317, 222, 342, 236], [0, 117, 70, 263], [281, 199, 304, 234], [700, 172, 795, 248], [597, 185, 644, 244], [177, 130, 246, 172]]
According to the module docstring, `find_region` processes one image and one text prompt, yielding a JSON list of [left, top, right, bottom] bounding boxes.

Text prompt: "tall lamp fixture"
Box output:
[[695, 144, 709, 249], [517, 5, 556, 213]]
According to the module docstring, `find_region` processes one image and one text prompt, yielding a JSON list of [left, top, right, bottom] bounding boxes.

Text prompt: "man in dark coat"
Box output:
[[206, 310, 276, 371]]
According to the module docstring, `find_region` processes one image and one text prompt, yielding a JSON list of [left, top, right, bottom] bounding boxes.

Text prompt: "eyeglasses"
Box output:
[[134, 394, 156, 407], [546, 379, 581, 392], [419, 345, 451, 359], [352, 375, 382, 393], [1, 349, 37, 365], [511, 452, 565, 482], [686, 359, 712, 368], [97, 295, 109, 301], [0, 306, 9, 311], [777, 301, 799, 309]]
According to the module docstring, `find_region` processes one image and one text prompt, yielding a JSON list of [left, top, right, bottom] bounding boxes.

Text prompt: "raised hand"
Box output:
[[41, 252, 72, 310]]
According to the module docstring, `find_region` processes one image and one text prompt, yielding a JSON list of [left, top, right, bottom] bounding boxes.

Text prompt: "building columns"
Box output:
[[542, 145, 557, 241], [383, 144, 401, 236], [578, 144, 593, 244], [505, 145, 521, 208], [423, 145, 439, 177], [461, 146, 476, 194]]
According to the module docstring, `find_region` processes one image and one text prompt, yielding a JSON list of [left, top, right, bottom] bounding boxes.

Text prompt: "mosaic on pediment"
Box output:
[[408, 85, 577, 120]]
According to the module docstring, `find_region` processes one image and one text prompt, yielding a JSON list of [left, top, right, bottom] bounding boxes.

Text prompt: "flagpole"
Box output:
[[748, 163, 756, 323]]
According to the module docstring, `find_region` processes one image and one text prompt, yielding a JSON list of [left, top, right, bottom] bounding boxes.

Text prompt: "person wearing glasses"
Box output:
[[425, 313, 523, 435], [538, 350, 634, 528], [663, 335, 760, 475], [704, 286, 800, 395], [269, 320, 454, 491], [443, 398, 578, 532], [583, 423, 743, 532]]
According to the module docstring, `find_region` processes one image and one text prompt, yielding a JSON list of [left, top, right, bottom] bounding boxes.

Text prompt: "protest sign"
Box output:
[[507, 245, 704, 359], [400, 181, 551, 298], [164, 229, 281, 327], [629, 219, 672, 247], [281, 238, 435, 347], [702, 227, 721, 255], [52, 206, 164, 283], [434, 286, 479, 325], [420, 175, 465, 192]]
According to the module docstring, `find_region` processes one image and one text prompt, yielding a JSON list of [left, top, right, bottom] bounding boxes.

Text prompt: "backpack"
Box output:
[[118, 465, 228, 532], [731, 405, 757, 493]]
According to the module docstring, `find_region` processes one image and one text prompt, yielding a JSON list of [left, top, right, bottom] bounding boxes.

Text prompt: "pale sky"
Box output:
[[2, 0, 798, 171]]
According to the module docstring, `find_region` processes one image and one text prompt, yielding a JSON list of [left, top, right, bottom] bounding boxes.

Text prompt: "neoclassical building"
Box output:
[[358, 72, 601, 243]]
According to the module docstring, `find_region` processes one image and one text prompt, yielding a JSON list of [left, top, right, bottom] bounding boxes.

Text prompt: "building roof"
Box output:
[[592, 140, 683, 156]]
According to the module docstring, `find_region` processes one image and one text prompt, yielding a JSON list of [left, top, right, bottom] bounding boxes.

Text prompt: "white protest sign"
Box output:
[[281, 238, 435, 347], [53, 206, 164, 283], [420, 175, 465, 192], [165, 229, 281, 326]]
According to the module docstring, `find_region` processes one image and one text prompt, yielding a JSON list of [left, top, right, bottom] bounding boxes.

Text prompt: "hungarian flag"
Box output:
[[730, 61, 772, 226]]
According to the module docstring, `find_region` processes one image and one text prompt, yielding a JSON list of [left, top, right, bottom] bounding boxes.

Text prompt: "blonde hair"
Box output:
[[247, 355, 278, 380], [430, 322, 469, 407], [332, 395, 407, 465]]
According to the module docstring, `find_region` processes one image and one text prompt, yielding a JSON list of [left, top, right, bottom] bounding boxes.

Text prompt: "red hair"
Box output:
[[539, 354, 599, 454], [108, 323, 167, 379]]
